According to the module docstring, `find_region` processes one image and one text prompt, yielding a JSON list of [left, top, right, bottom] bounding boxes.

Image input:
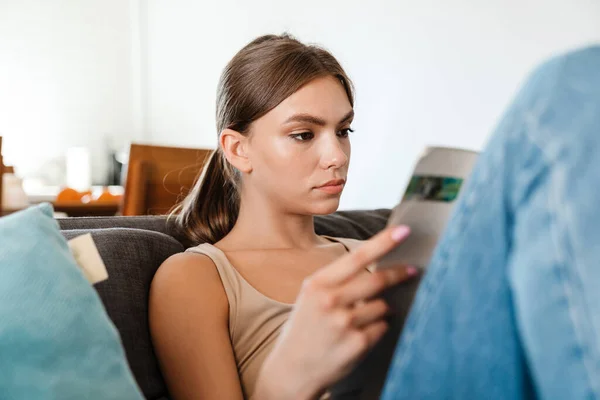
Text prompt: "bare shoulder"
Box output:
[[153, 251, 220, 285], [149, 252, 243, 399], [150, 251, 228, 315]]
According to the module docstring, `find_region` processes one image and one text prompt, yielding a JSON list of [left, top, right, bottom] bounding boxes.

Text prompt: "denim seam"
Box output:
[[523, 124, 600, 398], [548, 154, 599, 398]]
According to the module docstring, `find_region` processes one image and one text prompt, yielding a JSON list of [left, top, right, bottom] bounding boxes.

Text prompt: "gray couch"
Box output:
[[58, 209, 391, 399]]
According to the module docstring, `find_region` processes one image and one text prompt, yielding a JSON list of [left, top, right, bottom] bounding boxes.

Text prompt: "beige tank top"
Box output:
[[185, 236, 363, 398]]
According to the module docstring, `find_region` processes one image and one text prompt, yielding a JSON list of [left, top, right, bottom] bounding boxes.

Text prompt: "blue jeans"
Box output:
[[382, 47, 600, 399]]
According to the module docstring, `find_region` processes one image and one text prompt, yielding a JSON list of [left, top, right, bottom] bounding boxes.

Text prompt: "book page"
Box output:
[[377, 147, 478, 269]]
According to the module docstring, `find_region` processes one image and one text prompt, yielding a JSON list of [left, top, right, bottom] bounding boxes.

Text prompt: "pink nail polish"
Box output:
[[406, 266, 418, 276], [391, 225, 410, 242]]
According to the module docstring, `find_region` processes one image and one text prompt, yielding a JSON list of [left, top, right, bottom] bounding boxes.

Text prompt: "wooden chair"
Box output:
[[121, 143, 212, 216]]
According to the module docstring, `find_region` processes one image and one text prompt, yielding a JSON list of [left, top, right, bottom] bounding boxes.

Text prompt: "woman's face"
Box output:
[[245, 75, 353, 215]]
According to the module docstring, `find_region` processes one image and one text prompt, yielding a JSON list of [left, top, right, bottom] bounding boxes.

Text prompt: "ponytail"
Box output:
[[173, 149, 240, 245]]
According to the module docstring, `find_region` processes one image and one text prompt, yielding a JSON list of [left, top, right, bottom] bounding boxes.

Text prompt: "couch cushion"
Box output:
[[62, 228, 184, 400], [58, 209, 391, 246], [58, 216, 175, 236], [314, 209, 391, 239]]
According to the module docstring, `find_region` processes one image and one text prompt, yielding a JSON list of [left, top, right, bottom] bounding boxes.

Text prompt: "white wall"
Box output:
[[2, 1, 599, 205], [0, 0, 140, 184], [143, 0, 600, 210]]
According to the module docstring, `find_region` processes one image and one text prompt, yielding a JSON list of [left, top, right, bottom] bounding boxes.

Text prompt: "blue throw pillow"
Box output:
[[0, 204, 143, 400]]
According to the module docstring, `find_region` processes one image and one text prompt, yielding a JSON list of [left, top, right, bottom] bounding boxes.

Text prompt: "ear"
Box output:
[[219, 129, 252, 173]]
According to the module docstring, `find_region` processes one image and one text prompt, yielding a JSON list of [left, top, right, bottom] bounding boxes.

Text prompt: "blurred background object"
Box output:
[[121, 143, 211, 216], [52, 186, 124, 217], [0, 137, 28, 215], [65, 147, 92, 193], [0, 137, 3, 213], [2, 166, 29, 212]]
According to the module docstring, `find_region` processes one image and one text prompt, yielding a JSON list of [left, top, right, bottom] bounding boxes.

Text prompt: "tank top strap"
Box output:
[[185, 243, 242, 337], [321, 235, 363, 251], [321, 236, 373, 271]]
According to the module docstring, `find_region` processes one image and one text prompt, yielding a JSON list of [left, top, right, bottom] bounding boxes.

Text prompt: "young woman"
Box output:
[[151, 33, 600, 399], [149, 34, 417, 399]]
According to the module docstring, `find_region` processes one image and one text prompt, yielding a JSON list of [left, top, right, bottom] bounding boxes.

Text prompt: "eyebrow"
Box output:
[[284, 110, 354, 126]]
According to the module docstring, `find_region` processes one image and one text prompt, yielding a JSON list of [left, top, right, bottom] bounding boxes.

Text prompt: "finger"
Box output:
[[349, 299, 390, 328], [346, 320, 388, 357], [312, 225, 411, 286], [362, 320, 389, 349], [335, 266, 418, 306]]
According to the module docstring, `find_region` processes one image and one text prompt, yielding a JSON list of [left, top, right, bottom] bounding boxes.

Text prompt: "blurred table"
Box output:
[[1, 202, 120, 218], [51, 201, 121, 217], [24, 184, 124, 217]]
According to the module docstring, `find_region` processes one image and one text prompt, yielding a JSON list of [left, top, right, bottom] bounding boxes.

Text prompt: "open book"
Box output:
[[377, 146, 479, 270], [330, 146, 479, 399]]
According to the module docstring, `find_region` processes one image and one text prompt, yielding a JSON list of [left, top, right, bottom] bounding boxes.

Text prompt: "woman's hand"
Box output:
[[254, 225, 417, 400]]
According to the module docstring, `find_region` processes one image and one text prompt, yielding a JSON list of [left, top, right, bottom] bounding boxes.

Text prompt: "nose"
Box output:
[[319, 133, 349, 170]]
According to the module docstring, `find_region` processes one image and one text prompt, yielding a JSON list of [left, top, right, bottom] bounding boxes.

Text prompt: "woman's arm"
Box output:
[[149, 253, 244, 400]]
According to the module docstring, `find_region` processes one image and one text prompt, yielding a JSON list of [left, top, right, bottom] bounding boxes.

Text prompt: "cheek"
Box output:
[[254, 138, 294, 174], [267, 138, 295, 166], [251, 137, 310, 186], [259, 138, 316, 172], [345, 140, 351, 162]]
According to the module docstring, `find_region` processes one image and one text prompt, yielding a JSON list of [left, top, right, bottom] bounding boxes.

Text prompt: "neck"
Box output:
[[220, 188, 324, 251]]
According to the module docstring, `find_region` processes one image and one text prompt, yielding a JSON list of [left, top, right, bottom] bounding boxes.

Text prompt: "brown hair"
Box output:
[[174, 34, 354, 245]]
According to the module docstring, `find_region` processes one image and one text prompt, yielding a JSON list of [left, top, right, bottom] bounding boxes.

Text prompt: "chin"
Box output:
[[308, 198, 341, 215]]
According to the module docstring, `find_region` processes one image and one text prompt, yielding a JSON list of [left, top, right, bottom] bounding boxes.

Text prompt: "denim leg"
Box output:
[[381, 46, 600, 400]]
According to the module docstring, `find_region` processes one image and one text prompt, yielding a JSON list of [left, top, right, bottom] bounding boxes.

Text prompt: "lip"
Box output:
[[315, 179, 346, 195]]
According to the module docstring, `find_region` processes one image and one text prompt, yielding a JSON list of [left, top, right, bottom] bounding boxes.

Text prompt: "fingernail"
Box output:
[[406, 266, 418, 276], [391, 225, 410, 242]]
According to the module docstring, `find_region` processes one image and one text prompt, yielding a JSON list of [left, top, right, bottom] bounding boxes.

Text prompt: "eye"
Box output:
[[337, 128, 354, 138], [290, 132, 314, 142]]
